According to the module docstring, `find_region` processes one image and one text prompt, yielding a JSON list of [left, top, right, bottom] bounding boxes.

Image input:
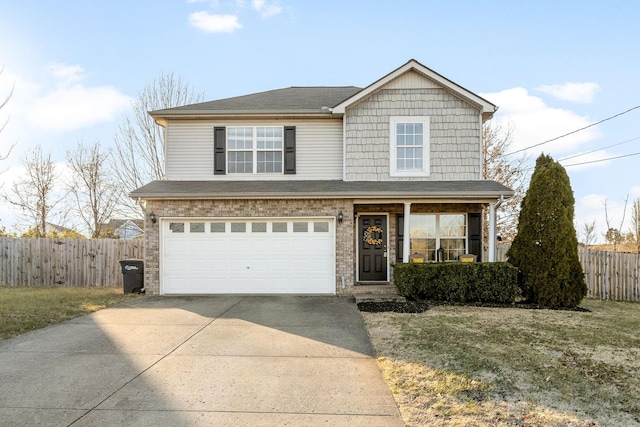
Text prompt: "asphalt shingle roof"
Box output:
[[131, 180, 513, 200], [150, 87, 363, 116]]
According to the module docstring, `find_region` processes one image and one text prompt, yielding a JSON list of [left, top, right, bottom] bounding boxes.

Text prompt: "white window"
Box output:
[[228, 126, 283, 174], [389, 117, 430, 177], [409, 214, 466, 261]]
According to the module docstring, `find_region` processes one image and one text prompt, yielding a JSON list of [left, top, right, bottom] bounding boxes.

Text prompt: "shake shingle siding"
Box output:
[[344, 87, 483, 181]]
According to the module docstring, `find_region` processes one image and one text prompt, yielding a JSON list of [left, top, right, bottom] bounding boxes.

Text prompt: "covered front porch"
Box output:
[[352, 198, 505, 287]]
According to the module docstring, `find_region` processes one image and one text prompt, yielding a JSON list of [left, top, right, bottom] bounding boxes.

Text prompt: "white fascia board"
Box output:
[[332, 59, 497, 116]]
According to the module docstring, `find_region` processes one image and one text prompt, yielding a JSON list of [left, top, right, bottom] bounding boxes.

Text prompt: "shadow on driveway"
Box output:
[[0, 295, 403, 426]]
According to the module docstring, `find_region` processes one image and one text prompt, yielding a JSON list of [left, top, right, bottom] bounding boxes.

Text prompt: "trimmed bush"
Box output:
[[393, 262, 520, 304]]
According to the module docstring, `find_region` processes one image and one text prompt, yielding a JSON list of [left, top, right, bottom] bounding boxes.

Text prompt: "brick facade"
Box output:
[[142, 199, 482, 295], [143, 198, 354, 295]]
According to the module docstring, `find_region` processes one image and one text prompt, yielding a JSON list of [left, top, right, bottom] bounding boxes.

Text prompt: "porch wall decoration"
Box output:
[[363, 225, 383, 246]]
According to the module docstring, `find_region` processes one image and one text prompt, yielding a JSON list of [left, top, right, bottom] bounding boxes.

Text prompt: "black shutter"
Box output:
[[396, 215, 404, 262], [468, 212, 482, 262], [283, 126, 296, 174], [214, 127, 226, 175]]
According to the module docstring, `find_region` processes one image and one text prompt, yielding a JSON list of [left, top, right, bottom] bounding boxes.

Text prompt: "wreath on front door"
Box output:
[[363, 225, 383, 245]]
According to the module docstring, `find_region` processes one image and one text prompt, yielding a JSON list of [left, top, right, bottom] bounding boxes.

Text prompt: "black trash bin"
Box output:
[[120, 259, 144, 294]]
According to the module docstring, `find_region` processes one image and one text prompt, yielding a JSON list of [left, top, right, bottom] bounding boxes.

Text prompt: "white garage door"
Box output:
[[161, 218, 335, 294]]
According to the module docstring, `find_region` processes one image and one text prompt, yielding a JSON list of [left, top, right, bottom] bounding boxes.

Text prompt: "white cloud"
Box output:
[[189, 11, 242, 33], [47, 63, 85, 85], [252, 0, 281, 18], [28, 85, 132, 132], [24, 64, 132, 132], [481, 87, 600, 158], [630, 186, 640, 198], [536, 82, 599, 103]]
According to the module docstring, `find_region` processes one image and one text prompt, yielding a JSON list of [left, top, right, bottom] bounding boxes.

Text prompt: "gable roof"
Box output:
[[150, 86, 362, 123], [149, 59, 497, 123], [332, 59, 497, 121]]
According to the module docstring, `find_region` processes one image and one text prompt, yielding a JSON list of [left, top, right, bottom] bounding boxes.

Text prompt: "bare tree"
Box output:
[[482, 120, 529, 242], [66, 141, 120, 238], [580, 219, 597, 246], [629, 197, 640, 253], [2, 145, 63, 236], [0, 65, 16, 162], [603, 197, 629, 252], [112, 72, 203, 214]]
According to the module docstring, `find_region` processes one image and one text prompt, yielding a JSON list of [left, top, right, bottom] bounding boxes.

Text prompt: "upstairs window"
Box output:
[[227, 126, 283, 174], [389, 116, 430, 177], [214, 126, 295, 175]]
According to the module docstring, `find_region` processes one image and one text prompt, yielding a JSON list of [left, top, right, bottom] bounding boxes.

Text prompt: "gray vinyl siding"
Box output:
[[344, 87, 483, 181], [165, 119, 343, 180]]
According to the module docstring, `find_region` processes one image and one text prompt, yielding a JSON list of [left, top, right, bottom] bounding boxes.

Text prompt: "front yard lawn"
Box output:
[[0, 287, 138, 340], [363, 299, 640, 426]]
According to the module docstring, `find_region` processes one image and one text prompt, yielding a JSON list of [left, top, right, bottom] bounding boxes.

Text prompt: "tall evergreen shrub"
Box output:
[[507, 154, 587, 307]]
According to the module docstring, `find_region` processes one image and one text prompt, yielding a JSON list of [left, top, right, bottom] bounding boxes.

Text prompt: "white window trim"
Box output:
[[227, 126, 284, 175], [389, 116, 430, 177], [409, 213, 467, 261]]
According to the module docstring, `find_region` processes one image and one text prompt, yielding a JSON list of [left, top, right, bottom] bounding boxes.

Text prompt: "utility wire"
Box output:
[[505, 104, 640, 156], [558, 136, 640, 162], [522, 151, 640, 171], [561, 151, 640, 168]]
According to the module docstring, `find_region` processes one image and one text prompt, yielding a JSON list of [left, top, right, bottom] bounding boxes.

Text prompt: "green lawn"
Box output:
[[363, 299, 640, 426], [0, 286, 138, 340]]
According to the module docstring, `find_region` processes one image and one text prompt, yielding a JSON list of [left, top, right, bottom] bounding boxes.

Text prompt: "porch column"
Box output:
[[488, 202, 497, 262], [403, 202, 411, 262]]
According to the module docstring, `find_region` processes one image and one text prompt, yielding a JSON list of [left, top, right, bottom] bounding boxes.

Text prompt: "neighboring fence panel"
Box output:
[[578, 247, 640, 302], [0, 238, 143, 287], [487, 242, 640, 302]]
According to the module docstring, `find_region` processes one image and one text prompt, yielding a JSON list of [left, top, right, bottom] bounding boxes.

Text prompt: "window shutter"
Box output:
[[214, 127, 226, 175], [468, 212, 482, 261], [396, 215, 404, 262], [283, 126, 296, 174]]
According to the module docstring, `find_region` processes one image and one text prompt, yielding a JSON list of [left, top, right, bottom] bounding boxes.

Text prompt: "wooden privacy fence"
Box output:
[[490, 243, 640, 302], [578, 247, 640, 302], [0, 238, 143, 288]]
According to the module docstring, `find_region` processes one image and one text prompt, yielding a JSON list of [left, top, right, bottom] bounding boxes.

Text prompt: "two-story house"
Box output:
[[131, 59, 513, 295]]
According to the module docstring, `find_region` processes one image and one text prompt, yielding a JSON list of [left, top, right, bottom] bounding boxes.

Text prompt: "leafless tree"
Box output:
[[112, 72, 203, 214], [2, 145, 64, 236], [482, 120, 529, 242], [0, 65, 16, 162], [629, 197, 640, 253], [66, 141, 120, 238], [580, 219, 598, 246], [603, 197, 629, 252]]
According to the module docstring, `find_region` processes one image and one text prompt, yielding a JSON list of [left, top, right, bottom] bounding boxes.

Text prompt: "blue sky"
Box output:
[[0, 0, 639, 241]]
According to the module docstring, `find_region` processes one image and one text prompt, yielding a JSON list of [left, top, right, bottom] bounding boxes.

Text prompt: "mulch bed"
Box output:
[[357, 300, 430, 313], [357, 299, 591, 313]]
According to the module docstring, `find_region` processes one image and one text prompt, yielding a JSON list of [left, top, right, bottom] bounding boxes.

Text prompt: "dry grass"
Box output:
[[0, 286, 138, 339], [363, 299, 640, 426]]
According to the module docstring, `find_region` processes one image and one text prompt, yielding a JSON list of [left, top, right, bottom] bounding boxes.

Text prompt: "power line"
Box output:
[[558, 136, 640, 162], [561, 151, 640, 168], [505, 104, 640, 156]]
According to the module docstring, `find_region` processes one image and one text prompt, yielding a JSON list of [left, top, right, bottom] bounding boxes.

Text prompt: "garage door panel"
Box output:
[[162, 218, 335, 295]]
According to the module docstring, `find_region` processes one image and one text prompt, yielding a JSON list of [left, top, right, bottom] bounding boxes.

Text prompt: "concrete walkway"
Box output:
[[0, 296, 404, 426]]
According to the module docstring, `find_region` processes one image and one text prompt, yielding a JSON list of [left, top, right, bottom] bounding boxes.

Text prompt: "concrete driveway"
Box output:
[[0, 296, 404, 426]]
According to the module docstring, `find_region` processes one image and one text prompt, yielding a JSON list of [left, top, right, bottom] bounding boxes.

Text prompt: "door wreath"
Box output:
[[363, 225, 383, 245]]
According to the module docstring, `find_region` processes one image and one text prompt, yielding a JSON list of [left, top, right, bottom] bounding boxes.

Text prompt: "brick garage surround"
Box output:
[[143, 198, 355, 295]]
